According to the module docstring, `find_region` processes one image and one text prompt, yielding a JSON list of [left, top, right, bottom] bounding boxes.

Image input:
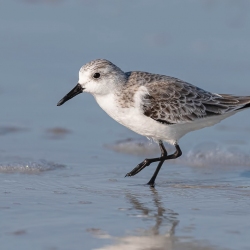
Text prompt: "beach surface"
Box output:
[[1, 1, 250, 249]]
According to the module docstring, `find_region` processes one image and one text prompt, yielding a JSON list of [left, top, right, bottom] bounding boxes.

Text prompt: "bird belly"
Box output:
[[95, 94, 179, 144], [95, 94, 236, 144]]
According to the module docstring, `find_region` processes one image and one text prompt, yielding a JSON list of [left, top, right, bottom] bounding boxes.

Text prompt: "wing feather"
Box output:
[[139, 75, 250, 124]]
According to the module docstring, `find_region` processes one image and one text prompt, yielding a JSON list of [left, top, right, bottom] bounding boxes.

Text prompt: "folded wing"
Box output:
[[142, 77, 250, 125]]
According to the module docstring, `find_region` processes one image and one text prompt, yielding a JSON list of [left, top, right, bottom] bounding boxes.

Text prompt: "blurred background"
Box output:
[[1, 1, 250, 250]]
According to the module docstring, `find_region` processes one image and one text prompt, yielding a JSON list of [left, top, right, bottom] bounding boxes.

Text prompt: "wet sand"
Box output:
[[1, 135, 250, 250]]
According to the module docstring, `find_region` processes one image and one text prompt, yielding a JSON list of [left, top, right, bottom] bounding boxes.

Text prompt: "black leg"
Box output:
[[147, 160, 165, 187], [125, 141, 168, 177], [125, 141, 182, 187], [147, 143, 182, 187]]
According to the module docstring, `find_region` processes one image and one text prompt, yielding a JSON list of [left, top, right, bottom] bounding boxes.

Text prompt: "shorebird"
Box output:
[[57, 59, 250, 187]]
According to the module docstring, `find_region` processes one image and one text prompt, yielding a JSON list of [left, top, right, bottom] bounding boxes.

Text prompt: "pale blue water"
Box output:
[[1, 1, 250, 250]]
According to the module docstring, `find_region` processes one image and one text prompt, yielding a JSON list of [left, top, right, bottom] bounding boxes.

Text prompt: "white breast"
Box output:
[[94, 92, 176, 144]]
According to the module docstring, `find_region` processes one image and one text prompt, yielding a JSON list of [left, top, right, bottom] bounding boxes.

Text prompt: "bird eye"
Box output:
[[93, 73, 100, 79]]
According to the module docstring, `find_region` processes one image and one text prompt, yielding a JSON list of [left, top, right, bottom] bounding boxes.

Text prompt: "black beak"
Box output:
[[57, 83, 83, 106]]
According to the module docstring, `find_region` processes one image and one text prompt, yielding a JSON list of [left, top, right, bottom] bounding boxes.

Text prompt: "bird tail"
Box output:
[[219, 94, 250, 111], [236, 97, 250, 110], [239, 102, 250, 110]]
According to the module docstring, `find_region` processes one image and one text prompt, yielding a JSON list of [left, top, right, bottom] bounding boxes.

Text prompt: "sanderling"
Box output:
[[57, 59, 250, 187]]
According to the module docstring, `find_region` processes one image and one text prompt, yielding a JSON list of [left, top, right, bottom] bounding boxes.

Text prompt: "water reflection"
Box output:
[[126, 188, 179, 237], [95, 188, 219, 250]]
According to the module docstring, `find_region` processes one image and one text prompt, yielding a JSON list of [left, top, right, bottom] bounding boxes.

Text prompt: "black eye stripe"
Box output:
[[93, 73, 100, 79]]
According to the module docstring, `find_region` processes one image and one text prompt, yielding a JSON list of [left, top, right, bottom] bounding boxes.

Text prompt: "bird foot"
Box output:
[[147, 180, 155, 188], [125, 159, 151, 177]]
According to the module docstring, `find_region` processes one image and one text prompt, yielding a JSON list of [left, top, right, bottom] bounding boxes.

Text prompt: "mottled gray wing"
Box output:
[[141, 77, 250, 125]]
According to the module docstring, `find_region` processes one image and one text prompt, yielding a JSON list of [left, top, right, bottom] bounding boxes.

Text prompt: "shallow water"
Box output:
[[1, 1, 250, 250]]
